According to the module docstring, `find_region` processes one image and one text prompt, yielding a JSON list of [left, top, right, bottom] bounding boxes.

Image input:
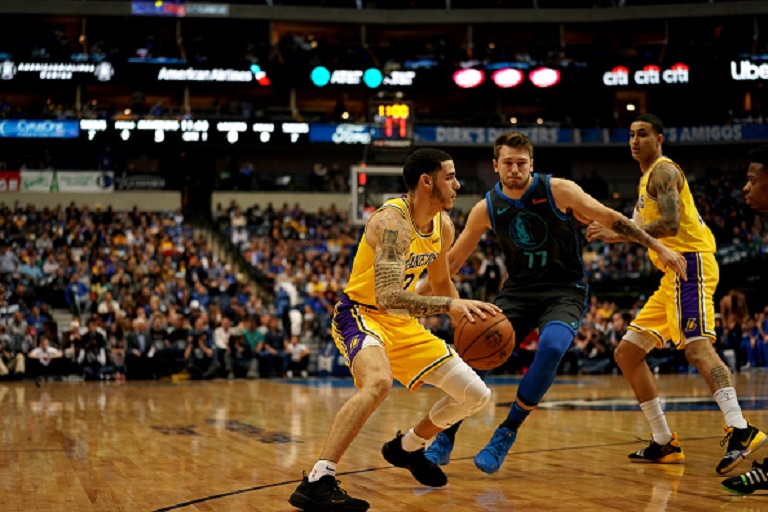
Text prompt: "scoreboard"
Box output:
[[80, 119, 310, 145]]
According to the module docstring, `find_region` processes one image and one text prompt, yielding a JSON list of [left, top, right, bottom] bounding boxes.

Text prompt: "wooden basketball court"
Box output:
[[2, 372, 767, 511]]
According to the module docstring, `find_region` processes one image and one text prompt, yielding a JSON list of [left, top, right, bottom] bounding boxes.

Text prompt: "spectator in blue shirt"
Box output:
[[66, 273, 91, 316]]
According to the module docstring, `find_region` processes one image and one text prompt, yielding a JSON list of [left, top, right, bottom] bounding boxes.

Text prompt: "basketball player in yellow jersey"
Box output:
[[289, 149, 500, 512], [587, 114, 766, 475]]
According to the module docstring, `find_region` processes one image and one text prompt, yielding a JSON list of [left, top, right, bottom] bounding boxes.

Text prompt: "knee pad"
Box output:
[[426, 358, 491, 428], [465, 377, 492, 415]]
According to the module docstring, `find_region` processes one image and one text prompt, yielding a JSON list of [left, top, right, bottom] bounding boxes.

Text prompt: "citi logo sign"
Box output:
[[730, 60, 768, 80], [603, 63, 689, 86]]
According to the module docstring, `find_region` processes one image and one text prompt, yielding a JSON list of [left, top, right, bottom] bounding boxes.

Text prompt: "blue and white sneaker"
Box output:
[[424, 432, 454, 466], [474, 427, 516, 474]]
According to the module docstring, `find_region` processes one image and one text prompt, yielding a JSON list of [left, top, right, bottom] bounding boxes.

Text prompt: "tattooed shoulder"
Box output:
[[649, 163, 681, 196], [367, 209, 410, 249]]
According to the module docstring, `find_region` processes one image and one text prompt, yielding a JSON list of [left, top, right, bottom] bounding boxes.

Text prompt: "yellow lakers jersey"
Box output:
[[637, 157, 716, 269], [345, 197, 443, 307]]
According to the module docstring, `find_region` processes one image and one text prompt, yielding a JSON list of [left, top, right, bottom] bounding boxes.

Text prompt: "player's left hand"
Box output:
[[448, 299, 501, 324], [656, 245, 688, 281]]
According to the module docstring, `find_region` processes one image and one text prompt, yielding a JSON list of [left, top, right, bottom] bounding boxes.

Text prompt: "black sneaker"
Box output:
[[288, 474, 370, 512], [716, 422, 768, 475], [381, 432, 448, 487], [721, 458, 768, 495], [628, 432, 685, 464]]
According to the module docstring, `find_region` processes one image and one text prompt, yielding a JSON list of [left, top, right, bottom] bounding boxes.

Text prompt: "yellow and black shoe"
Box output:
[[721, 458, 768, 495], [717, 422, 768, 475], [628, 432, 685, 464]]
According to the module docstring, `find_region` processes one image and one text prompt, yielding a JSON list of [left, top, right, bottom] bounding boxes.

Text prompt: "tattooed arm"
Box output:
[[586, 164, 682, 242], [369, 208, 500, 319], [551, 178, 688, 279], [642, 163, 682, 238], [368, 208, 453, 316]]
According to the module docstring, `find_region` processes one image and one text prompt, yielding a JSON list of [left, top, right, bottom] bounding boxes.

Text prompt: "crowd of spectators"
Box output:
[[0, 202, 313, 383], [220, 200, 357, 342]]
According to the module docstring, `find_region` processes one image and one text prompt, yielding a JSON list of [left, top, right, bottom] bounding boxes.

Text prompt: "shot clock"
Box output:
[[370, 100, 413, 146]]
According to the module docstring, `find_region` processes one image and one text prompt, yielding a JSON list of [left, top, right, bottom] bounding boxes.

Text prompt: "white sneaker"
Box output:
[[286, 370, 293, 378], [300, 370, 308, 378]]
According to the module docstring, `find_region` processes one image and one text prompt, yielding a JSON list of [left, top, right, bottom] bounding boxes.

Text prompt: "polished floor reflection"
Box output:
[[1, 372, 767, 511]]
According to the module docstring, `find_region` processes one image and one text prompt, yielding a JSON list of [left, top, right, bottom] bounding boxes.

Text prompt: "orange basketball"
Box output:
[[454, 314, 515, 371]]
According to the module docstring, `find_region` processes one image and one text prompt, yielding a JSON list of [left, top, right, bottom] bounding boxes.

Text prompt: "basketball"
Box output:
[[454, 314, 516, 371]]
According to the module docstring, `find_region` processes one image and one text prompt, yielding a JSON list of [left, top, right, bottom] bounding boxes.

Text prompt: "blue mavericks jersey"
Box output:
[[486, 173, 585, 289]]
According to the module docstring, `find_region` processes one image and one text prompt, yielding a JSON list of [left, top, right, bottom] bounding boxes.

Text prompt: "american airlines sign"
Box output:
[[158, 67, 254, 82]]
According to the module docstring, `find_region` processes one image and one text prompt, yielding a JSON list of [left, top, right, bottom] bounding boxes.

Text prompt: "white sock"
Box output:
[[401, 428, 428, 452], [714, 387, 748, 429], [640, 398, 673, 445], [308, 460, 336, 483]]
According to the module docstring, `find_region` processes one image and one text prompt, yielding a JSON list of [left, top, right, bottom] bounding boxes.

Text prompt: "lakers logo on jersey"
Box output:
[[685, 318, 698, 332], [405, 252, 438, 270], [510, 211, 548, 250]]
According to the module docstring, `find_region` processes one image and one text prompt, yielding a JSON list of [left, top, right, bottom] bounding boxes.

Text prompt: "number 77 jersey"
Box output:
[[486, 173, 585, 289]]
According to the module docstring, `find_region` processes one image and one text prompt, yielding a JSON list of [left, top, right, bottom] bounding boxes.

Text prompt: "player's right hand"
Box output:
[[656, 245, 688, 281], [448, 299, 501, 323]]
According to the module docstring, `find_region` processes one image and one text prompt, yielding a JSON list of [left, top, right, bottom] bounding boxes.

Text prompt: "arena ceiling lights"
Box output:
[[453, 67, 561, 89], [491, 68, 525, 88], [453, 69, 485, 88]]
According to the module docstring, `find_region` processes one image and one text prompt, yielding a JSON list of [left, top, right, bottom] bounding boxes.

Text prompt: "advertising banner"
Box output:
[[602, 63, 689, 86], [116, 174, 167, 190], [56, 171, 114, 192], [308, 123, 766, 146], [0, 120, 79, 139], [309, 124, 377, 144], [154, 64, 269, 84], [310, 67, 417, 88], [610, 125, 768, 144], [415, 126, 574, 145], [0, 171, 20, 192], [730, 60, 768, 81], [20, 170, 54, 191], [0, 61, 114, 82]]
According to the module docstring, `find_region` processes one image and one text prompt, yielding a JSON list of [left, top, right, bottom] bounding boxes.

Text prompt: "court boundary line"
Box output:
[[151, 436, 725, 511], [0, 449, 71, 452]]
